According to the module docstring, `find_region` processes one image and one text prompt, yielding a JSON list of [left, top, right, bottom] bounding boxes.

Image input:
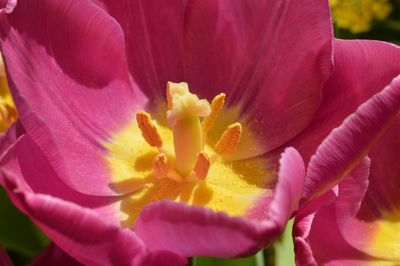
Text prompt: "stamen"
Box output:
[[136, 111, 163, 148], [193, 152, 210, 180], [153, 153, 170, 179], [215, 122, 242, 155], [202, 93, 225, 132]]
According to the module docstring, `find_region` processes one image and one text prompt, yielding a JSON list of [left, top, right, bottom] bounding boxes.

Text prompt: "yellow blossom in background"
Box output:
[[330, 0, 392, 33], [0, 55, 17, 132]]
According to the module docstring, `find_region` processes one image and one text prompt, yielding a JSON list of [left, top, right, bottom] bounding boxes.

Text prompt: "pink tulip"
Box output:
[[293, 41, 400, 265], [1, 0, 400, 265]]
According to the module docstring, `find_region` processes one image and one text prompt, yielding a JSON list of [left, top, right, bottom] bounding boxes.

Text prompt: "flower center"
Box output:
[[136, 82, 242, 181], [103, 82, 272, 227], [0, 58, 17, 132]]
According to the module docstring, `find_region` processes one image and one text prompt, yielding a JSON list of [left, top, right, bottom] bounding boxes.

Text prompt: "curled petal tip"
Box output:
[[0, 0, 17, 14]]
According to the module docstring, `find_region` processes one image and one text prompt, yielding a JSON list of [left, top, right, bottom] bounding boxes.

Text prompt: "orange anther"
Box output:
[[214, 122, 242, 155], [166, 82, 173, 110], [153, 153, 170, 179], [202, 93, 225, 132], [193, 152, 210, 180], [136, 111, 163, 148]]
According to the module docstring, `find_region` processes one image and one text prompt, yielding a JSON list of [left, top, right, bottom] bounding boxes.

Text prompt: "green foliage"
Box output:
[[0, 187, 49, 258], [193, 251, 265, 266], [274, 219, 295, 266]]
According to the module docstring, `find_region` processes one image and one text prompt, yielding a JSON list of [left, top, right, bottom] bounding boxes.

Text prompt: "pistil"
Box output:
[[167, 83, 211, 176], [135, 82, 242, 182]]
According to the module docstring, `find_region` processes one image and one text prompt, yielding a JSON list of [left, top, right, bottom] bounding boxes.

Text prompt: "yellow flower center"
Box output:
[[104, 82, 272, 227], [0, 56, 17, 132]]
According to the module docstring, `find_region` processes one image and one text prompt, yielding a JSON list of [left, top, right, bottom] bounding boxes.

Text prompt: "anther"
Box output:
[[136, 111, 163, 148], [214, 122, 242, 155], [193, 152, 210, 180], [153, 153, 170, 179], [202, 93, 225, 132]]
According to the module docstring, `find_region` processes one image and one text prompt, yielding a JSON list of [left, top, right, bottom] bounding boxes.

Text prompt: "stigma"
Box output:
[[136, 82, 242, 181]]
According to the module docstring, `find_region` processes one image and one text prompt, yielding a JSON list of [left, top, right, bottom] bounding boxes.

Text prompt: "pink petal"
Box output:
[[0, 0, 147, 196], [0, 0, 16, 14], [288, 39, 400, 163], [1, 136, 186, 265], [0, 121, 23, 158], [265, 148, 305, 224], [2, 173, 150, 266], [300, 73, 400, 206], [97, 0, 333, 154], [334, 118, 400, 260], [30, 243, 83, 266], [1, 134, 119, 223], [135, 147, 305, 257], [296, 208, 372, 266], [294, 237, 317, 266], [294, 158, 374, 265], [29, 243, 187, 266], [358, 118, 400, 221]]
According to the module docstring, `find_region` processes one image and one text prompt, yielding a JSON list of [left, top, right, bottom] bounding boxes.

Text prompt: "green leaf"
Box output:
[[193, 251, 265, 266], [0, 187, 49, 258], [274, 219, 295, 266]]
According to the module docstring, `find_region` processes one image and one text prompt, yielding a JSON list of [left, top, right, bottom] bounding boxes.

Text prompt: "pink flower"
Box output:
[[1, 0, 400, 265], [293, 40, 400, 265]]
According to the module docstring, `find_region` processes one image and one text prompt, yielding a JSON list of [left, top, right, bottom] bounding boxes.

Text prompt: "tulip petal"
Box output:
[[135, 147, 305, 257], [30, 242, 188, 266], [294, 158, 374, 265], [2, 173, 148, 266], [296, 208, 374, 266], [0, 134, 119, 223], [30, 243, 83, 266], [96, 0, 332, 155], [294, 237, 317, 266], [289, 39, 400, 163], [0, 120, 24, 157], [1, 134, 186, 265], [334, 118, 400, 261], [0, 0, 147, 196], [300, 74, 400, 206]]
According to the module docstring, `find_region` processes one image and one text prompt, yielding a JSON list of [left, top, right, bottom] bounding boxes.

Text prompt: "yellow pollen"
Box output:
[[215, 122, 242, 155], [136, 111, 163, 148], [193, 152, 210, 180], [104, 81, 272, 227], [153, 153, 170, 179], [202, 93, 225, 133], [135, 83, 244, 178], [0, 54, 17, 132]]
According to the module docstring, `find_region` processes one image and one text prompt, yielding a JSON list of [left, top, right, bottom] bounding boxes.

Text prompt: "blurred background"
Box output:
[[1, 1, 400, 265], [331, 0, 400, 43]]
